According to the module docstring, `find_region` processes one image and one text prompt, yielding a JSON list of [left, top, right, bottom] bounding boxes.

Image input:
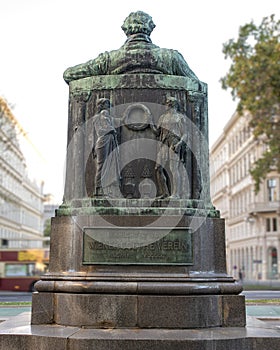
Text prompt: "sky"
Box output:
[[0, 0, 279, 203]]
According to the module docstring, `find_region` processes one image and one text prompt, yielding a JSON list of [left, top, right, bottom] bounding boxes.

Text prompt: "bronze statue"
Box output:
[[152, 97, 188, 199], [62, 11, 205, 202], [92, 98, 120, 197], [63, 11, 200, 84]]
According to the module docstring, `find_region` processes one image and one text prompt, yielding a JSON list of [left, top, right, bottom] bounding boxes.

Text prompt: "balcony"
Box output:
[[249, 201, 280, 214]]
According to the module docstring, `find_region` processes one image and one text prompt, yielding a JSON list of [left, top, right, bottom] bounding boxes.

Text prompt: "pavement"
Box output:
[[246, 305, 280, 317]]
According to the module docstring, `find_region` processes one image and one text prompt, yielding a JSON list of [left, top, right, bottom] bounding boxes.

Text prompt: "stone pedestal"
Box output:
[[34, 68, 245, 332], [30, 205, 246, 329]]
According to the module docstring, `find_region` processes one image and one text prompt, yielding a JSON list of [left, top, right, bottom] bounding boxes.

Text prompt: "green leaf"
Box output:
[[221, 15, 280, 192]]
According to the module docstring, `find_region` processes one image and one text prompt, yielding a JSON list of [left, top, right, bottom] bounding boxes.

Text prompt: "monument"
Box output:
[[1, 11, 280, 350], [33, 8, 244, 328]]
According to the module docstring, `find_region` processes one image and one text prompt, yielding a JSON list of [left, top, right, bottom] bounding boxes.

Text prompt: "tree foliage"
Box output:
[[44, 218, 51, 237], [221, 15, 280, 192], [0, 97, 18, 150]]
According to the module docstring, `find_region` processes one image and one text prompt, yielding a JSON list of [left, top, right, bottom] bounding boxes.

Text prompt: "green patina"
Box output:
[[57, 197, 220, 217], [69, 74, 205, 96], [83, 226, 193, 265], [62, 10, 213, 214], [64, 11, 203, 90]]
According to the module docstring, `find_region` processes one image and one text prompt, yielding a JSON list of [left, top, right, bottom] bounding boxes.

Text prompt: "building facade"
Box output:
[[210, 111, 280, 281], [0, 97, 45, 249]]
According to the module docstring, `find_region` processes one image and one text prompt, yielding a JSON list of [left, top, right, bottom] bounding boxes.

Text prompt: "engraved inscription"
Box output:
[[83, 227, 193, 265]]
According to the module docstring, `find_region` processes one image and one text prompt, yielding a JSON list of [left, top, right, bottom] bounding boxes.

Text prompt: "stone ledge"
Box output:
[[69, 74, 205, 93], [31, 293, 246, 328], [56, 198, 220, 218], [57, 206, 220, 218], [34, 279, 243, 295]]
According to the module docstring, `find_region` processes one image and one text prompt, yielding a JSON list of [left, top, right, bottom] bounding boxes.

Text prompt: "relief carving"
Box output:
[[92, 98, 120, 197]]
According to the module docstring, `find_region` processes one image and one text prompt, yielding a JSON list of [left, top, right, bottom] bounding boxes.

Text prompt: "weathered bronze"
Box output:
[[152, 97, 190, 199], [91, 98, 120, 197], [63, 11, 200, 84], [83, 227, 193, 265], [63, 11, 209, 203]]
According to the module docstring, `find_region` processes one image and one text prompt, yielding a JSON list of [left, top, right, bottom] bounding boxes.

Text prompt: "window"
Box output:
[[267, 178, 277, 201], [267, 179, 276, 187], [5, 263, 36, 277], [266, 218, 278, 232], [1, 239, 8, 247], [266, 218, 271, 232], [5, 264, 27, 277], [273, 218, 278, 232]]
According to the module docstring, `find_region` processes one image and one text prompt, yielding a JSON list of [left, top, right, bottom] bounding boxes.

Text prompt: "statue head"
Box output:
[[166, 97, 180, 110], [97, 98, 111, 112], [121, 11, 156, 37]]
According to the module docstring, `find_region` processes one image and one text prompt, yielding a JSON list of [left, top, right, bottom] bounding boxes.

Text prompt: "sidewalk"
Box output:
[[0, 306, 31, 322], [246, 305, 280, 318]]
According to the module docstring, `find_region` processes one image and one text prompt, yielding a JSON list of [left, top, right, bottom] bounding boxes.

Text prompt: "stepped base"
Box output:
[[31, 292, 245, 328], [1, 313, 280, 350], [32, 213, 246, 329]]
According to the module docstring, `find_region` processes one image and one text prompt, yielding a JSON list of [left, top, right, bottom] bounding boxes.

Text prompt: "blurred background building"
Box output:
[[0, 97, 45, 249], [0, 97, 60, 290], [210, 111, 280, 281]]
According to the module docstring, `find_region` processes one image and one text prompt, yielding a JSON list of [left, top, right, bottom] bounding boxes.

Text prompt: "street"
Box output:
[[0, 292, 32, 303], [242, 290, 280, 300]]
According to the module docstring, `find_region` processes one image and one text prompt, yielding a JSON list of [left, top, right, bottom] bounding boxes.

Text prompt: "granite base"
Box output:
[[31, 292, 246, 328]]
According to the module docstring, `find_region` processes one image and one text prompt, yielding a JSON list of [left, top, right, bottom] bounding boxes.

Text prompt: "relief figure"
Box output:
[[92, 98, 120, 197], [152, 97, 189, 199]]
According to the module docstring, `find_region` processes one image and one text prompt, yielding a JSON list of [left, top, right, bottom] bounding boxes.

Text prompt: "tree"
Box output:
[[43, 218, 51, 237], [221, 14, 280, 192], [43, 218, 51, 247], [0, 96, 18, 151]]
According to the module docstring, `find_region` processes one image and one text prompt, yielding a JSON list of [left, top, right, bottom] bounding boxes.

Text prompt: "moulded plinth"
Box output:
[[31, 291, 246, 328], [31, 213, 246, 329]]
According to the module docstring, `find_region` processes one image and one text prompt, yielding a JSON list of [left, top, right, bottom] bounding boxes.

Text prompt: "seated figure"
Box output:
[[63, 11, 200, 84]]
